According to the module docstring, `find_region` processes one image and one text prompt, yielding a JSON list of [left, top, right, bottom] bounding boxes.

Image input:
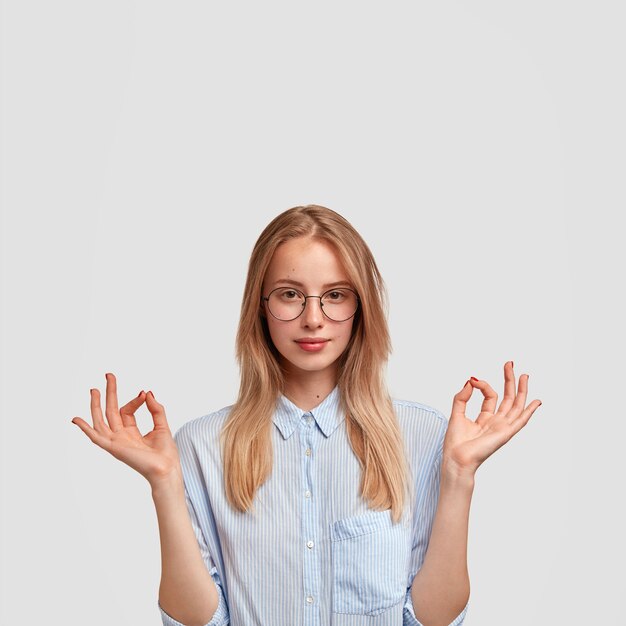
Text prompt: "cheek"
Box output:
[[266, 318, 278, 341], [336, 323, 354, 347], [266, 318, 289, 345]]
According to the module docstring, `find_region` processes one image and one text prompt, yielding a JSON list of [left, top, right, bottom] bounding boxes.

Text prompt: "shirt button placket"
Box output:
[[301, 412, 320, 626]]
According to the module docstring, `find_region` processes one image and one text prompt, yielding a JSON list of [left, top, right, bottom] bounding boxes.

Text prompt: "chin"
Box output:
[[279, 351, 342, 374]]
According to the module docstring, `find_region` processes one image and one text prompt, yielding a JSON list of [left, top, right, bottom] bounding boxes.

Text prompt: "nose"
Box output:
[[300, 296, 325, 327]]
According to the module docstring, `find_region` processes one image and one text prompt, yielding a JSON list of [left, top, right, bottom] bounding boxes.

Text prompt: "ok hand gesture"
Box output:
[[71, 373, 182, 487], [442, 361, 542, 477]]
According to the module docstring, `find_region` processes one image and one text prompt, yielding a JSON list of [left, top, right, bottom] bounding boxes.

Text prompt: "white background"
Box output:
[[1, 1, 624, 624]]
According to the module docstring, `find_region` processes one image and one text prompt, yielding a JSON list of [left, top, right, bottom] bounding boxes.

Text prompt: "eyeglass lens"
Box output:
[[266, 288, 358, 321]]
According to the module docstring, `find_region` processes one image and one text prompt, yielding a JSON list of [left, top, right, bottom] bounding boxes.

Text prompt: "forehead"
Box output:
[[264, 237, 350, 287]]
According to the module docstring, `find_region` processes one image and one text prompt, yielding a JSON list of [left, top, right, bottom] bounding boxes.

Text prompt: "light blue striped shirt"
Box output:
[[158, 385, 469, 626]]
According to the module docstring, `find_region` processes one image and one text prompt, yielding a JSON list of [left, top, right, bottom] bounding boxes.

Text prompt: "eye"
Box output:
[[279, 289, 300, 300], [325, 290, 347, 301]]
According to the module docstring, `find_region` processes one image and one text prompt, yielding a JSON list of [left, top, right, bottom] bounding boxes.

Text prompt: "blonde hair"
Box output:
[[220, 205, 411, 523]]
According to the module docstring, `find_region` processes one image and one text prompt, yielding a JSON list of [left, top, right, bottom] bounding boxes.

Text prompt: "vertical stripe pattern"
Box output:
[[158, 386, 469, 626]]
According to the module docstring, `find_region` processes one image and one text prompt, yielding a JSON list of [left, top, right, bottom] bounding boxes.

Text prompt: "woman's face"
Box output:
[[261, 236, 356, 384]]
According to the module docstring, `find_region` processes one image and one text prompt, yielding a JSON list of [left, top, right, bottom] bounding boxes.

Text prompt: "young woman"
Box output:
[[71, 205, 542, 626]]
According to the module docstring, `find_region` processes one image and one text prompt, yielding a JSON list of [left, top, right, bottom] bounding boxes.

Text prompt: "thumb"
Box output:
[[144, 390, 169, 430], [451, 379, 473, 418]]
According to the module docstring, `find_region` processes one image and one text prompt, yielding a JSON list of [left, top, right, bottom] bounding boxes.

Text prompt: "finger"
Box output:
[[507, 373, 530, 422], [468, 377, 498, 414], [119, 391, 146, 428], [144, 390, 170, 430], [451, 380, 473, 419], [104, 372, 124, 432], [71, 416, 112, 451], [497, 361, 517, 415], [508, 398, 542, 434], [90, 387, 110, 434]]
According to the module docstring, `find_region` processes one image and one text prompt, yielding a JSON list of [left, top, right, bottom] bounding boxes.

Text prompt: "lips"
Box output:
[[295, 338, 329, 352], [295, 338, 329, 343]]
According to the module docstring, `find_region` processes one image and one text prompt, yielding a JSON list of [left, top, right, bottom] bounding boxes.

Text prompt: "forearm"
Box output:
[[410, 461, 474, 626], [152, 471, 220, 626]]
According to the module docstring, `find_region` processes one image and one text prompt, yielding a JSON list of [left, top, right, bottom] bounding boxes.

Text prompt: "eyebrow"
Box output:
[[273, 278, 353, 289]]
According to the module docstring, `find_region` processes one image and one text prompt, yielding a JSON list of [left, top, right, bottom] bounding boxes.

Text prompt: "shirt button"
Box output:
[[306, 540, 314, 549], [305, 490, 311, 498], [305, 448, 311, 456], [306, 595, 314, 604]]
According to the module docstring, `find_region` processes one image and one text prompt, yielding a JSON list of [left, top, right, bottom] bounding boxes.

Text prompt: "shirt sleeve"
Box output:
[[402, 414, 469, 626], [158, 425, 230, 626]]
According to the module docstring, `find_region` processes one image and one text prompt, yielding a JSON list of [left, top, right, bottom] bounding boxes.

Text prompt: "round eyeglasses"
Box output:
[[261, 287, 360, 322]]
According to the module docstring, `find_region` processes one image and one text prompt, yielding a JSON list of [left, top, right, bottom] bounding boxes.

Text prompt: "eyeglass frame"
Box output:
[[260, 286, 361, 322]]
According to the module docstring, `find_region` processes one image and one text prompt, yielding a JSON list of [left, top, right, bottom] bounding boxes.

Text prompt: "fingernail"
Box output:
[[470, 377, 479, 382], [148, 390, 155, 399], [137, 390, 144, 398], [511, 361, 514, 368], [538, 401, 542, 406]]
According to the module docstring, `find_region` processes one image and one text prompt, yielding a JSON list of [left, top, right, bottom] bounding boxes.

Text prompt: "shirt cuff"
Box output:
[[158, 581, 229, 626], [403, 587, 469, 626]]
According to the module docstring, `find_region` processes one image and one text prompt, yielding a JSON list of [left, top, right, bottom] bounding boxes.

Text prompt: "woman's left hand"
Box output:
[[441, 361, 542, 477]]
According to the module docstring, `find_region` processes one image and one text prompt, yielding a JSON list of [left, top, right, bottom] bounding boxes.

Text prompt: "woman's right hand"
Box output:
[[71, 373, 183, 487]]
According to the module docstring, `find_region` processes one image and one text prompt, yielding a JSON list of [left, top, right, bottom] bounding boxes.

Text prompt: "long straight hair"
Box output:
[[220, 205, 411, 523]]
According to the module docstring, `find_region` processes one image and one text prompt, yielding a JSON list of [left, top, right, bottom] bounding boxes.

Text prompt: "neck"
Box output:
[[281, 366, 338, 412]]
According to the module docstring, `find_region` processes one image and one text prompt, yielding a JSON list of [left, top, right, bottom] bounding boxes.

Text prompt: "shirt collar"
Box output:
[[273, 385, 344, 440]]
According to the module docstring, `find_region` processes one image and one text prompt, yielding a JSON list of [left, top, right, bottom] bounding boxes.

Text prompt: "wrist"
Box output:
[[150, 468, 185, 500], [441, 457, 477, 488]]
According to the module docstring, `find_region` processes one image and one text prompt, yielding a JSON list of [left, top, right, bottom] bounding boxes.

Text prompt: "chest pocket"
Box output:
[[330, 509, 411, 616]]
